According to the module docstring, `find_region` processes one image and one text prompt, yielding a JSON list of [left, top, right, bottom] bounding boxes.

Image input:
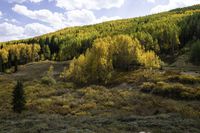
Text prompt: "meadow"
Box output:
[[0, 61, 199, 133]]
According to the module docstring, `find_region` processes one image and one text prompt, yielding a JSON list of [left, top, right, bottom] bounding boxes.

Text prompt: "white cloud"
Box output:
[[146, 0, 155, 3], [0, 13, 120, 42], [29, 0, 43, 2], [24, 23, 54, 36], [12, 4, 66, 29], [65, 9, 121, 26], [12, 4, 121, 28], [0, 22, 54, 42], [0, 22, 24, 36], [4, 18, 19, 24], [0, 22, 24, 42], [65, 9, 96, 26], [95, 16, 121, 23], [150, 0, 200, 13], [51, 0, 125, 10], [6, 0, 43, 3], [0, 11, 2, 19], [1, 7, 120, 42], [5, 4, 121, 42]]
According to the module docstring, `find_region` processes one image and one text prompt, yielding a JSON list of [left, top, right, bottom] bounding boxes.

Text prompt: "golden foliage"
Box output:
[[65, 35, 161, 84]]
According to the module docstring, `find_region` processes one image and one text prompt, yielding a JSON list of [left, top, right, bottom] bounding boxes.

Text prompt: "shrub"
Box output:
[[140, 82, 155, 93], [79, 102, 97, 111], [41, 65, 56, 85], [141, 81, 200, 100], [190, 40, 200, 65], [139, 50, 161, 68], [41, 76, 56, 85], [12, 81, 26, 113], [168, 75, 200, 84], [152, 83, 185, 99], [47, 65, 54, 77]]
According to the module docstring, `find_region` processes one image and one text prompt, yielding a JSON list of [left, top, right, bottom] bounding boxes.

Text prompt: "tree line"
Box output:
[[0, 44, 40, 72]]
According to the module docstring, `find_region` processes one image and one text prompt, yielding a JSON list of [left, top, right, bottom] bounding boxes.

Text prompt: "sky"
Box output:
[[0, 0, 200, 42]]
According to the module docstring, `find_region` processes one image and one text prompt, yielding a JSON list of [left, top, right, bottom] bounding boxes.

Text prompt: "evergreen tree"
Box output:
[[43, 45, 51, 60], [12, 81, 26, 113]]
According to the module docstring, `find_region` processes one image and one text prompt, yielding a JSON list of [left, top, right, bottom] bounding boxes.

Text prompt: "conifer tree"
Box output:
[[12, 81, 26, 113]]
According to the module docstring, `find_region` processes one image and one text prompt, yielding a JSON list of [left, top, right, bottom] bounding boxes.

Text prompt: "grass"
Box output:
[[168, 74, 200, 84], [0, 61, 200, 132], [141, 81, 200, 100], [1, 111, 199, 133]]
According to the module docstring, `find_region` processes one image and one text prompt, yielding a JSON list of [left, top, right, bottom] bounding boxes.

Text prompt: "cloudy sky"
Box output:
[[0, 0, 200, 42]]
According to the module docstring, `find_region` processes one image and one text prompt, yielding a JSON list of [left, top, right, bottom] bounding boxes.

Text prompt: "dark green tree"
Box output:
[[12, 81, 26, 113], [43, 45, 51, 60]]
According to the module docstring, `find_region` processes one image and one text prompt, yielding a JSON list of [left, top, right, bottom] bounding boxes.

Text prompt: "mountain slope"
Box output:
[[0, 5, 200, 72]]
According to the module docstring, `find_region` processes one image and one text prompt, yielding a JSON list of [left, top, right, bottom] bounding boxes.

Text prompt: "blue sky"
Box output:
[[0, 0, 200, 42]]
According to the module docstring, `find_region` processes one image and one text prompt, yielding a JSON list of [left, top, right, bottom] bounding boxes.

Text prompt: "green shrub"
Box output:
[[140, 82, 155, 93], [140, 81, 200, 100], [195, 90, 200, 100], [168, 75, 200, 84], [152, 83, 185, 99], [138, 50, 161, 69], [5, 68, 13, 74], [190, 40, 200, 65], [41, 65, 56, 85], [41, 76, 56, 85]]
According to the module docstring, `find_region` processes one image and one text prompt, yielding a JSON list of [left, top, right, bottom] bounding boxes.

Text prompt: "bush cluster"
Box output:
[[64, 35, 161, 84], [41, 65, 56, 85], [140, 81, 200, 100]]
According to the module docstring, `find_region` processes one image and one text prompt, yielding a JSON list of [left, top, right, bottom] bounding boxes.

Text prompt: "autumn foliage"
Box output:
[[64, 35, 161, 84], [0, 44, 40, 72]]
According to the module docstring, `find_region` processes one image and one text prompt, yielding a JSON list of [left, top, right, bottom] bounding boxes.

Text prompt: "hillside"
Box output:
[[0, 5, 200, 71], [0, 5, 200, 133]]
